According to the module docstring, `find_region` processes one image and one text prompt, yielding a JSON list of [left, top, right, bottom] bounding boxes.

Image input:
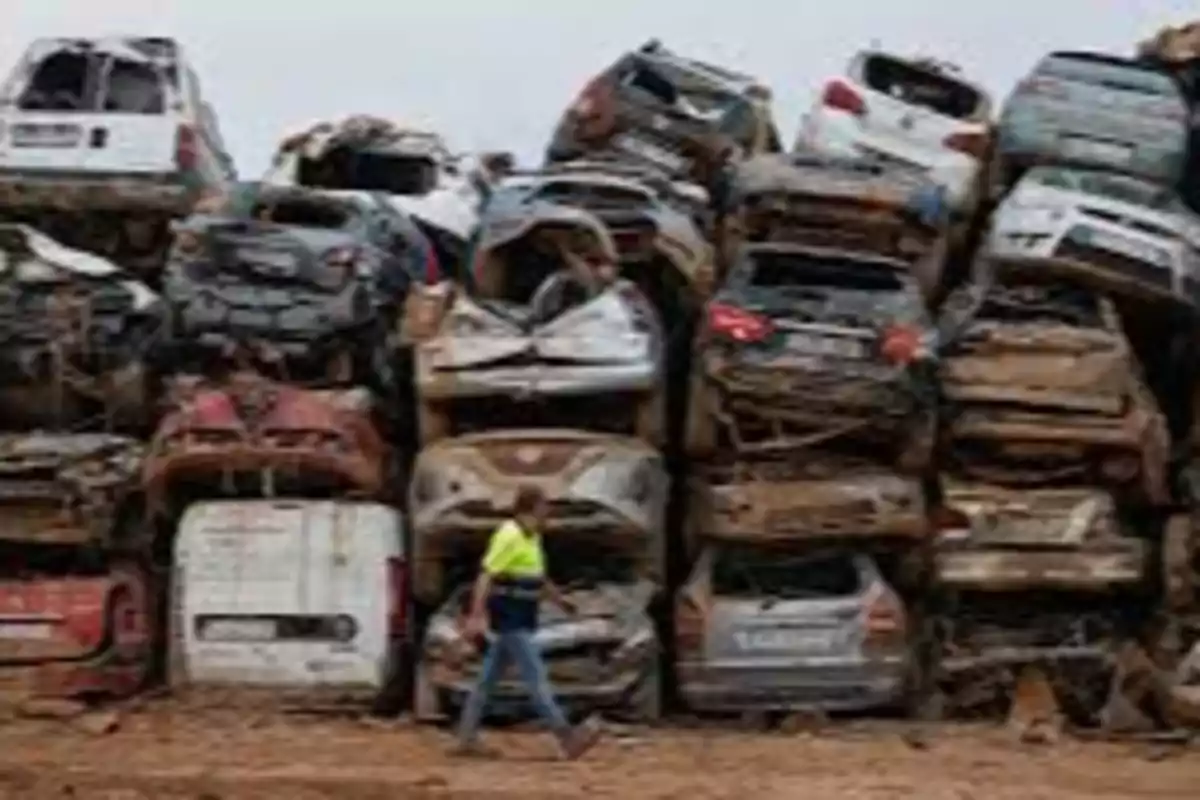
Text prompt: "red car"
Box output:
[[143, 372, 389, 506]]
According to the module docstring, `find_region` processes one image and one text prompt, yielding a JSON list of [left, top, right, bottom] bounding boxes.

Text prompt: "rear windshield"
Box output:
[[1037, 53, 1180, 97], [746, 250, 907, 293], [712, 546, 862, 598], [620, 57, 740, 117], [297, 150, 439, 195], [248, 196, 352, 229], [862, 54, 983, 119], [1028, 168, 1177, 211], [535, 180, 653, 211], [16, 48, 168, 113]]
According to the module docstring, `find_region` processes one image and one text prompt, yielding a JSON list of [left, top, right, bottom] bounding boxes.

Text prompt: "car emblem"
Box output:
[[515, 446, 543, 465]]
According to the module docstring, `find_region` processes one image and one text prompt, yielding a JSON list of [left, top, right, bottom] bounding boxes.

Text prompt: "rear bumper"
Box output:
[[934, 547, 1148, 591], [417, 362, 658, 401], [0, 170, 193, 213], [675, 658, 909, 712]]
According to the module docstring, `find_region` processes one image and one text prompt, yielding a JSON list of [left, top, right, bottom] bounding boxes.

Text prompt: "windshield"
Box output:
[[297, 149, 439, 195], [712, 546, 862, 599], [744, 249, 907, 293], [862, 54, 984, 119], [17, 49, 167, 113], [1039, 53, 1181, 97], [1028, 168, 1177, 211]]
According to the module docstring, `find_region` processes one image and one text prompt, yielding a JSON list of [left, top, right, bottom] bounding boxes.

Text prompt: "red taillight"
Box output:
[[190, 390, 238, 425], [822, 80, 866, 116], [175, 123, 198, 171], [943, 131, 989, 159], [675, 596, 706, 655], [707, 302, 773, 343], [864, 589, 904, 640], [387, 556, 408, 637], [880, 324, 923, 365]]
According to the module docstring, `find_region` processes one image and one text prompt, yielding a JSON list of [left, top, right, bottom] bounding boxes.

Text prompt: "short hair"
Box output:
[[512, 485, 546, 515]]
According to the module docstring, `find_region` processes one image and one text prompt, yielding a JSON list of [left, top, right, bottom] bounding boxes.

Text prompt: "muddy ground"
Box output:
[[0, 703, 1195, 800]]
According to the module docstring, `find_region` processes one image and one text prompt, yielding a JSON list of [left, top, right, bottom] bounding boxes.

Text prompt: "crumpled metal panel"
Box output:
[[0, 433, 143, 546], [143, 373, 387, 505], [1138, 21, 1200, 64]]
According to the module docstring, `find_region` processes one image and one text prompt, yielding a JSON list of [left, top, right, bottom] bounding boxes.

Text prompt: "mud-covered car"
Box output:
[[143, 372, 388, 508], [686, 242, 937, 469], [675, 547, 913, 713], [0, 224, 160, 431], [407, 428, 667, 604], [487, 162, 717, 319], [265, 115, 493, 270], [937, 271, 1170, 503], [0, 551, 154, 702], [411, 202, 665, 446], [546, 40, 781, 187], [0, 433, 145, 551], [162, 183, 431, 388], [724, 152, 952, 295], [416, 579, 660, 721], [686, 456, 927, 560], [985, 166, 1200, 308]]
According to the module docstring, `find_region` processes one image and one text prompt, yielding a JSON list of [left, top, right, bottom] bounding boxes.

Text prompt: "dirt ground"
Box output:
[[0, 704, 1195, 800]]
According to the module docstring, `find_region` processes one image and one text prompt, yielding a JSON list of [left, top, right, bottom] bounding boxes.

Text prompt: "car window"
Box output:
[[744, 249, 907, 293], [1029, 168, 1177, 210], [862, 54, 983, 119], [249, 195, 352, 229], [712, 546, 862, 599], [297, 149, 438, 195], [16, 46, 168, 113], [100, 56, 165, 113], [1038, 53, 1180, 96]]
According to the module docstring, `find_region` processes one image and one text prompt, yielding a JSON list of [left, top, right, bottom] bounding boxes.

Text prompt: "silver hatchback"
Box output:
[[675, 546, 913, 712]]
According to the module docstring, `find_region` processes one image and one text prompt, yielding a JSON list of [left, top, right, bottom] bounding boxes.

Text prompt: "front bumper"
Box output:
[[934, 547, 1149, 592], [418, 362, 658, 401], [676, 656, 909, 712]]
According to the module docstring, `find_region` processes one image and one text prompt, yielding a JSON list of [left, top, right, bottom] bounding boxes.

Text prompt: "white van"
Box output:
[[170, 499, 409, 707]]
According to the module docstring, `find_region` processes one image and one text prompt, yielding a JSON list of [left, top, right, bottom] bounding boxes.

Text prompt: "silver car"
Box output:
[[675, 547, 912, 712], [996, 51, 1189, 191], [985, 166, 1200, 306]]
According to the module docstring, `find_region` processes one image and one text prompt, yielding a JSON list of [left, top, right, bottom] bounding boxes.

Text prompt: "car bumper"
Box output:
[[418, 362, 658, 400], [934, 547, 1149, 591], [0, 169, 194, 212], [675, 657, 908, 712]]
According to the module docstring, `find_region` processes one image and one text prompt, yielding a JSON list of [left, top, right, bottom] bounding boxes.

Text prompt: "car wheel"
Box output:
[[413, 660, 446, 723]]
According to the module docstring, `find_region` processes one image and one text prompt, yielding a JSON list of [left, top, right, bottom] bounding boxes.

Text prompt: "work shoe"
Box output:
[[559, 717, 603, 760], [449, 740, 499, 759]]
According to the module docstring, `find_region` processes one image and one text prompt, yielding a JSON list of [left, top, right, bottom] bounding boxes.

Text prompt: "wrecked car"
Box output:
[[0, 36, 236, 279], [407, 428, 667, 604], [0, 432, 145, 552], [724, 151, 952, 298], [796, 52, 993, 219], [0, 551, 154, 702], [143, 372, 389, 510], [417, 577, 659, 722], [161, 182, 430, 390], [411, 202, 665, 446], [0, 223, 161, 432], [675, 546, 915, 713], [985, 166, 1200, 308], [264, 115, 492, 271], [937, 270, 1170, 504], [546, 39, 782, 188], [685, 242, 937, 470]]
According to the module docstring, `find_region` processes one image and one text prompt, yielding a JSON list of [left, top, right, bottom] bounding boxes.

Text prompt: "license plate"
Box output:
[[785, 333, 867, 359], [238, 247, 297, 274], [1084, 228, 1168, 266], [9, 123, 81, 148], [613, 134, 688, 173], [733, 628, 836, 652], [1061, 136, 1132, 163], [200, 618, 276, 641], [0, 622, 53, 640]]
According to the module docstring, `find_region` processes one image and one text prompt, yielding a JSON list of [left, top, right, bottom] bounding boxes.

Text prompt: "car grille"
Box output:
[[1053, 238, 1171, 292]]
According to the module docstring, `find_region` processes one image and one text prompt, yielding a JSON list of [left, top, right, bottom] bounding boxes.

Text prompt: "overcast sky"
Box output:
[[4, 1, 1196, 175]]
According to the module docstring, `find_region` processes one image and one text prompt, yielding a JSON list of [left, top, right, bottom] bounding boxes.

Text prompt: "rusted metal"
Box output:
[[143, 372, 388, 508], [0, 433, 144, 548], [408, 429, 666, 604]]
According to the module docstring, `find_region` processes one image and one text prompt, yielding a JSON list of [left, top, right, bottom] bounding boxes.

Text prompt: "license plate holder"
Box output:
[[10, 123, 81, 149], [0, 622, 53, 640], [238, 247, 298, 276], [785, 333, 867, 359], [733, 628, 837, 652], [199, 618, 277, 641]]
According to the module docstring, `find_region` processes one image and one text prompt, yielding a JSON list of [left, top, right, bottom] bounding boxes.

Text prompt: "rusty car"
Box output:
[[161, 182, 434, 390], [545, 40, 781, 188], [264, 115, 493, 270], [937, 269, 1170, 504], [0, 552, 154, 702], [142, 372, 388, 509], [407, 428, 667, 604], [685, 242, 937, 470], [0, 36, 236, 280], [674, 546, 915, 713], [723, 151, 952, 298], [411, 202, 665, 446], [0, 223, 161, 432]]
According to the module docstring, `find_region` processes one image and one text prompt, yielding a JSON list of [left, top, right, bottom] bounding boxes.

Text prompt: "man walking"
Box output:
[[452, 485, 603, 760]]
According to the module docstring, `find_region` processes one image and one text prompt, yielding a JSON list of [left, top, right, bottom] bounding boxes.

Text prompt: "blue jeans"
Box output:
[[456, 629, 571, 743]]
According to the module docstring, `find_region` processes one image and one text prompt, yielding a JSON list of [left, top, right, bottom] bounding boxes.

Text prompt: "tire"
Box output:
[[413, 660, 446, 723]]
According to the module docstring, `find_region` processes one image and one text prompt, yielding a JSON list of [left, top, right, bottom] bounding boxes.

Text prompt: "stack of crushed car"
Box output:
[[0, 30, 1196, 733]]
